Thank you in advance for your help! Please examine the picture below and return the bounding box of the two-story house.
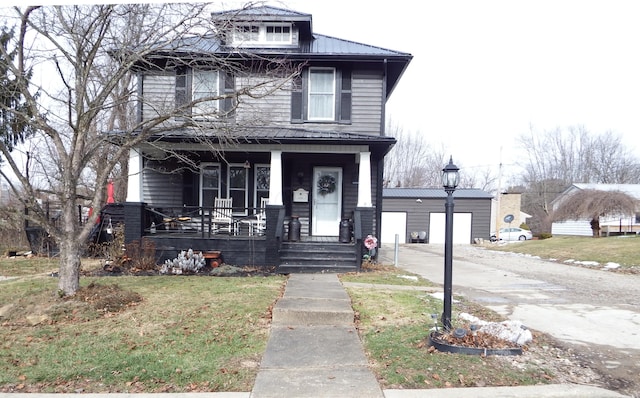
[121,5,412,272]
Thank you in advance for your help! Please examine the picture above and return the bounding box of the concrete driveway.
[379,243,640,396]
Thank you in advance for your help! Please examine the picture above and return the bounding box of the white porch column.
[126,148,142,202]
[269,150,283,205]
[357,151,372,207]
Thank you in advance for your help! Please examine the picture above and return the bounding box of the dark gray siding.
[141,66,383,135]
[382,197,491,243]
[142,160,185,207]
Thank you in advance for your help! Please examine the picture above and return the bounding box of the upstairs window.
[291,67,352,124]
[308,68,335,120]
[192,70,220,117]
[175,67,235,119]
[232,23,292,46]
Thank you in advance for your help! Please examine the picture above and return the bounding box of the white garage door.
[428,213,472,244]
[381,212,407,244]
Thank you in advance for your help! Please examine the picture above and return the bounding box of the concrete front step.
[272,297,355,325]
[278,241,358,273]
[272,273,355,325]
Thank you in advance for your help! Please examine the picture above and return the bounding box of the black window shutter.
[175,66,191,116]
[221,71,235,117]
[339,67,352,123]
[290,71,305,123]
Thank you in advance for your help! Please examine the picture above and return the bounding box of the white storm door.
[312,167,342,236]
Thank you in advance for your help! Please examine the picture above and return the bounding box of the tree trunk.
[590,218,601,238]
[58,237,82,295]
[57,200,83,296]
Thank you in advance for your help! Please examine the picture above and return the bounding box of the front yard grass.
[2,258,556,392]
[0,268,286,393]
[341,266,553,389]
[485,235,640,268]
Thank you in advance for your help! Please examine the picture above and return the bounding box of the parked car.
[490,227,533,242]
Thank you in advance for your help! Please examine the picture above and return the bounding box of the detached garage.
[382,188,493,244]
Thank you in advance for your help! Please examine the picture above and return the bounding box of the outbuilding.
[381,188,493,244]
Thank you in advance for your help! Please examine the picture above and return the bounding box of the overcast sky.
[278,0,640,177]
[5,0,640,181]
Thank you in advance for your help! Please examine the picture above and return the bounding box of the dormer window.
[232,23,292,46]
[234,25,259,42]
[266,25,291,42]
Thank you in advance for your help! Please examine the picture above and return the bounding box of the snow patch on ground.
[429,292,459,303]
[397,275,419,281]
[459,312,533,346]
[576,260,600,267]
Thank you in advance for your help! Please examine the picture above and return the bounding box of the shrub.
[160,249,205,274]
[123,237,157,271]
[537,233,553,240]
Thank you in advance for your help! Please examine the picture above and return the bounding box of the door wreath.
[317,175,336,195]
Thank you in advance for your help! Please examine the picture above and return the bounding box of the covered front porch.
[123,135,385,270]
[123,201,372,272]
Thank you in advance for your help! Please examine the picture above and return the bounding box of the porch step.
[278,241,358,273]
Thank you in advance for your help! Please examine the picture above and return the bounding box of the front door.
[312,167,342,236]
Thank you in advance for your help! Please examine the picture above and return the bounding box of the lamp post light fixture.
[441,156,460,331]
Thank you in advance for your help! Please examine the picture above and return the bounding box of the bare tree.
[552,189,638,237]
[384,122,449,188]
[0,4,297,295]
[517,125,640,233]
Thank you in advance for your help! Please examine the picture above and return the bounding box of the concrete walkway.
[250,273,383,397]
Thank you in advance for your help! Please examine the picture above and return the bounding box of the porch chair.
[239,197,269,236]
[212,197,234,234]
[254,197,269,235]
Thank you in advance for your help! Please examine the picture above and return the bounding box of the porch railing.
[143,205,266,238]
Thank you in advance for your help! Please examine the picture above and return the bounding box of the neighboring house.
[381,188,493,244]
[119,6,412,272]
[491,192,531,233]
[551,183,640,236]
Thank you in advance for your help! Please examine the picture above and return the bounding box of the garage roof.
[383,188,493,199]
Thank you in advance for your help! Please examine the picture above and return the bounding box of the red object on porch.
[203,251,222,268]
[107,180,115,204]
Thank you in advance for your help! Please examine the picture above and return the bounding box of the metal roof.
[552,183,640,205]
[212,5,311,19]
[137,126,396,153]
[166,32,410,59]
[144,5,412,97]
[383,188,494,199]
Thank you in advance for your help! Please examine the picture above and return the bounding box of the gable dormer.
[212,5,312,49]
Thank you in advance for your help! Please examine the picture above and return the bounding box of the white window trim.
[307,67,336,121]
[200,163,221,208]
[227,163,249,216]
